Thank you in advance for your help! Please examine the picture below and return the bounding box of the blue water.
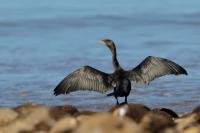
[0,0,200,113]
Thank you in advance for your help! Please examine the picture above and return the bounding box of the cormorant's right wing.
[54,66,113,95]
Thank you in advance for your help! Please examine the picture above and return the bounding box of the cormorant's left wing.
[125,56,187,84]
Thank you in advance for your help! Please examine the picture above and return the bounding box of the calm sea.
[0,0,200,113]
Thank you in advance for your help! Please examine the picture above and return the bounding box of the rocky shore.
[0,103,200,133]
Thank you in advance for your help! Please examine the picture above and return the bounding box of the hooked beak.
[97,40,106,45]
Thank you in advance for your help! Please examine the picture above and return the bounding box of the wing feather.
[126,56,187,84]
[54,66,113,95]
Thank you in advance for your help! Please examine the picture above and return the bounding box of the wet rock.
[49,105,78,120]
[0,108,18,126]
[140,112,175,133]
[73,112,143,133]
[161,108,178,118]
[111,103,150,123]
[152,108,178,118]
[50,116,78,133]
[0,106,54,133]
[151,108,174,121]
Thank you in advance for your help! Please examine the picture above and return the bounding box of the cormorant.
[54,39,187,105]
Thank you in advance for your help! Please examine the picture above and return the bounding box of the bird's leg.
[113,87,119,105]
[115,95,119,105]
[124,96,128,104]
[119,97,128,105]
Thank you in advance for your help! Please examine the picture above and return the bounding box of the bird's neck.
[111,45,121,70]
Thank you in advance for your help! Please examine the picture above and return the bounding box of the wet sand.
[0,103,200,133]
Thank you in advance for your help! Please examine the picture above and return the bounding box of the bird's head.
[98,39,116,51]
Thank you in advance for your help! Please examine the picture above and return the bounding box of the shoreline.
[0,103,200,133]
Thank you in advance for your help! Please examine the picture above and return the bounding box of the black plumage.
[54,39,187,104]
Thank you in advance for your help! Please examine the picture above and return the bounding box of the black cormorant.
[54,39,187,105]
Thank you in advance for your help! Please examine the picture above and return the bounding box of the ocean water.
[0,0,200,113]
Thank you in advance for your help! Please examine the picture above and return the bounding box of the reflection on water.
[0,0,200,113]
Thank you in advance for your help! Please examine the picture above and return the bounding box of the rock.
[163,128,177,133]
[4,103,200,133]
[74,112,143,133]
[182,126,200,133]
[140,112,175,133]
[74,111,96,117]
[49,105,78,120]
[14,103,47,118]
[33,121,51,132]
[50,116,78,133]
[74,111,96,124]
[193,105,200,115]
[0,106,54,133]
[152,108,178,119]
[175,113,200,132]
[19,121,51,133]
[160,108,178,118]
[109,104,122,112]
[193,105,200,113]
[76,115,91,124]
[151,108,174,121]
[111,103,150,123]
[0,108,18,126]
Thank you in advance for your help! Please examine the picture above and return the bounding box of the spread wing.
[126,56,188,84]
[54,66,113,95]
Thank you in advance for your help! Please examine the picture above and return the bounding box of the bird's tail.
[107,92,115,96]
